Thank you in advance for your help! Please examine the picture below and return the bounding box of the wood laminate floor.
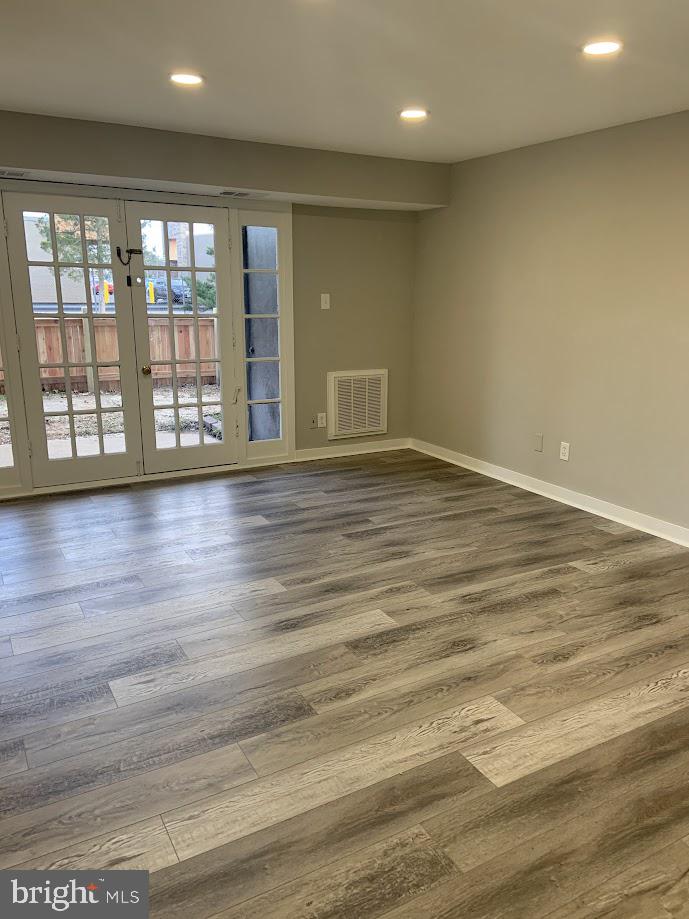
[1,450,689,917]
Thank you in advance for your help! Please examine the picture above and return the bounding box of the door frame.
[232,208,296,464]
[125,200,239,475]
[3,192,144,488]
[0,193,31,492]
[0,183,295,498]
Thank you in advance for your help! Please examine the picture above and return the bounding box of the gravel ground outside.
[0,396,10,442]
[0,385,222,443]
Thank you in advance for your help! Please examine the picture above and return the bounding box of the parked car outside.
[154,278,192,305]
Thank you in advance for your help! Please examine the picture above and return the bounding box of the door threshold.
[0,453,293,501]
[0,438,409,502]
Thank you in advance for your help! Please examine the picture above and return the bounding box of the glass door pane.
[242,225,282,442]
[126,204,237,474]
[4,194,141,487]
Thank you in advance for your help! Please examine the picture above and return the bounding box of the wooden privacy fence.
[31,318,218,389]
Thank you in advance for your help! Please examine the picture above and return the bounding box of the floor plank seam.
[4,451,689,915]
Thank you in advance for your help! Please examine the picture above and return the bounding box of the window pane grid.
[31,214,115,317]
[40,360,127,456]
[144,268,215,317]
[27,260,112,269]
[43,406,125,416]
[35,361,121,369]
[23,210,129,460]
[47,213,76,459]
[141,219,222,452]
[161,401,221,449]
[25,215,113,275]
[78,243,106,454]
[142,221,215,271]
[241,226,281,441]
[144,267,211,318]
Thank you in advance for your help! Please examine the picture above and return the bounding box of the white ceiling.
[1,0,688,164]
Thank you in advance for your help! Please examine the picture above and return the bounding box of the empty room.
[1,1,689,916]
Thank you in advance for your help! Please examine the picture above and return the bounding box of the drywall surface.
[0,110,449,209]
[293,206,415,449]
[411,110,689,527]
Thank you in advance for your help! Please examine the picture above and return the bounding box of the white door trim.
[3,192,143,487]
[0,193,31,491]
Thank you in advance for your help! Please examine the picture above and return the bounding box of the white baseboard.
[295,438,411,461]
[410,437,689,549]
[5,432,686,553]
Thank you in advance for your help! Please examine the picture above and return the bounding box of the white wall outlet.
[320,293,331,310]
[317,412,327,428]
[559,441,570,461]
[534,433,544,453]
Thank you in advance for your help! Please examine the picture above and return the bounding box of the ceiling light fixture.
[399,108,429,122]
[582,40,622,56]
[170,72,204,86]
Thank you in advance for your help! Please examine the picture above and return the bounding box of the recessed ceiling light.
[170,72,204,86]
[400,108,429,122]
[582,40,622,57]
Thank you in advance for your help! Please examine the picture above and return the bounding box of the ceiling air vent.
[327,370,388,440]
[220,189,269,200]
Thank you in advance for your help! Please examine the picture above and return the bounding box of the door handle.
[141,365,152,376]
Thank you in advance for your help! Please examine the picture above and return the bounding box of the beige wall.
[0,110,449,210]
[293,206,415,449]
[411,110,689,527]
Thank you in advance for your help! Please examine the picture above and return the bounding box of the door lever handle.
[232,386,241,404]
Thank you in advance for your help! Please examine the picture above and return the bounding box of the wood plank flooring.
[1,449,689,917]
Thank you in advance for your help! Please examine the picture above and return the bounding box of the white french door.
[3,194,238,487]
[125,203,237,474]
[4,193,142,487]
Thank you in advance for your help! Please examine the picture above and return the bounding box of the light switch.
[320,293,330,310]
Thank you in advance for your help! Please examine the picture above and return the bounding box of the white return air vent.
[327,370,388,440]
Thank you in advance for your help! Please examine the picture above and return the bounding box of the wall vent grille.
[220,189,268,199]
[327,370,388,439]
